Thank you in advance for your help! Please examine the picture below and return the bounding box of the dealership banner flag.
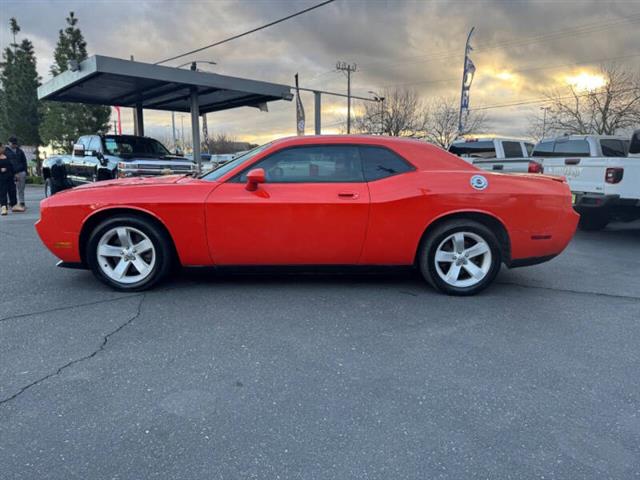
[295,73,305,136]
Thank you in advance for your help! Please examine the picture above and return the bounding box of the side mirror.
[245,168,266,191]
[72,143,85,157]
[630,129,640,154]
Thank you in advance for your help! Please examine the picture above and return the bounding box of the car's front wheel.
[44,178,53,197]
[86,215,174,291]
[419,220,502,296]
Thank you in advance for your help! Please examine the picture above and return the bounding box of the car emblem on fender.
[470,175,488,190]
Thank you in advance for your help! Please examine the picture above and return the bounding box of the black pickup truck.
[42,134,196,196]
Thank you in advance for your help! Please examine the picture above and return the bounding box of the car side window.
[359,146,414,181]
[235,145,364,183]
[503,141,524,158]
[88,136,101,153]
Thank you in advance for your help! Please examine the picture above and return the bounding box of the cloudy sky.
[1,0,639,145]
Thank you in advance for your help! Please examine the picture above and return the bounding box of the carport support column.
[134,103,144,136]
[190,87,202,174]
[314,91,321,135]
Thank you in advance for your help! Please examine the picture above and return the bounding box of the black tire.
[44,178,53,197]
[86,215,174,291]
[418,219,502,296]
[578,212,609,231]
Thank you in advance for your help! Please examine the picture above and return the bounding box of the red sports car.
[36,135,579,295]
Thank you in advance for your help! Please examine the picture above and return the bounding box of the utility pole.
[540,106,550,139]
[336,61,357,134]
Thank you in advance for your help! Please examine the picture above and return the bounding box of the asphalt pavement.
[1,186,639,479]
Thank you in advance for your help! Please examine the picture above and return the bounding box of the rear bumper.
[573,193,640,210]
[509,206,579,266]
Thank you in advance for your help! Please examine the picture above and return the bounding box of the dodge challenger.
[35,135,579,295]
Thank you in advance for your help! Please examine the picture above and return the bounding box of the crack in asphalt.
[0,293,145,323]
[496,280,640,301]
[0,294,146,407]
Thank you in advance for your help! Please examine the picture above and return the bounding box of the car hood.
[116,156,194,163]
[74,175,188,190]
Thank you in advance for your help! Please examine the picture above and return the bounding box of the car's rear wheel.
[419,220,502,296]
[86,215,173,291]
[578,211,610,231]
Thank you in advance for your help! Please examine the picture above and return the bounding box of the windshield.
[104,136,171,157]
[201,143,272,181]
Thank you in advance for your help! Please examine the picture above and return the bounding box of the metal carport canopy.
[37,55,294,172]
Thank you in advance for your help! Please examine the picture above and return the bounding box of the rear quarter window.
[359,146,414,181]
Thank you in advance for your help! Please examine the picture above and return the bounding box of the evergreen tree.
[0,18,41,145]
[40,12,110,153]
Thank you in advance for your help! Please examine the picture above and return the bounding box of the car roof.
[452,137,530,144]
[254,135,474,172]
[540,134,628,142]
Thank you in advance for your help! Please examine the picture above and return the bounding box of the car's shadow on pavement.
[168,266,430,292]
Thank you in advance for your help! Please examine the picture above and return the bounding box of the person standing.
[0,146,18,216]
[5,136,27,212]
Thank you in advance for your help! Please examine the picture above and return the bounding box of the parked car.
[42,134,197,196]
[534,134,636,230]
[448,137,542,173]
[35,135,578,296]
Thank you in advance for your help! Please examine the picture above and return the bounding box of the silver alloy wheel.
[96,226,156,284]
[434,231,492,288]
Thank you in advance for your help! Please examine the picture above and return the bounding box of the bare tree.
[353,88,428,137]
[423,97,489,149]
[539,64,640,136]
[207,133,257,154]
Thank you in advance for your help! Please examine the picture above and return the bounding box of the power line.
[472,86,639,112]
[381,52,640,89]
[358,13,640,72]
[155,0,335,65]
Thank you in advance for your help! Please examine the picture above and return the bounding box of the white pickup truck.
[448,138,543,173]
[540,133,638,230]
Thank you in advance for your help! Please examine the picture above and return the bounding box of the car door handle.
[338,192,359,199]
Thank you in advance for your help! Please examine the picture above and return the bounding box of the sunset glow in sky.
[1,0,638,145]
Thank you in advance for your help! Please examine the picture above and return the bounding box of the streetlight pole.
[171,111,177,152]
[337,61,357,134]
[180,115,185,151]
